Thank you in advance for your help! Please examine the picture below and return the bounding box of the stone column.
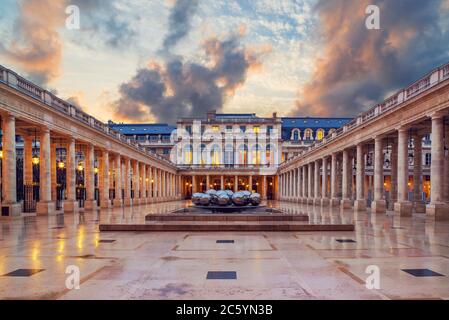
[234,175,238,192]
[354,143,366,211]
[220,175,224,190]
[413,133,425,213]
[1,115,21,216]
[157,169,162,201]
[307,163,313,203]
[84,144,97,210]
[321,157,329,206]
[394,127,412,216]
[341,149,352,208]
[63,137,78,212]
[390,139,398,210]
[300,166,305,203]
[426,115,449,219]
[113,154,123,207]
[50,143,57,201]
[36,127,55,214]
[262,175,267,200]
[330,153,339,206]
[23,136,33,185]
[134,161,140,204]
[206,175,210,190]
[141,163,147,204]
[100,150,111,208]
[249,175,253,192]
[297,168,301,202]
[371,136,386,213]
[123,158,131,206]
[314,160,321,205]
[192,175,197,193]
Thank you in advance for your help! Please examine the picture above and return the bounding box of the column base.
[371,200,386,214]
[63,200,79,213]
[426,202,449,220]
[84,200,98,211]
[307,198,314,204]
[113,199,123,207]
[354,199,366,211]
[124,198,133,206]
[313,198,321,205]
[133,199,141,205]
[394,201,413,216]
[330,198,340,207]
[1,203,22,217]
[320,198,329,206]
[36,201,56,215]
[101,199,112,209]
[340,198,352,209]
[414,202,426,213]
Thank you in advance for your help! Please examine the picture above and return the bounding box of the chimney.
[207,109,216,120]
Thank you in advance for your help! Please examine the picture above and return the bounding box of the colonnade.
[0,114,181,216]
[279,115,449,219]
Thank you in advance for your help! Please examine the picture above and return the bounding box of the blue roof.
[215,113,257,119]
[109,123,176,135]
[280,117,352,129]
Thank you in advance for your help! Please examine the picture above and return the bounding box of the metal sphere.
[199,193,211,206]
[217,193,230,206]
[206,189,217,196]
[225,190,234,197]
[249,193,261,206]
[232,192,247,206]
[192,193,204,205]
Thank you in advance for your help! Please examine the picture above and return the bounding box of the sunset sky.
[1,0,448,123]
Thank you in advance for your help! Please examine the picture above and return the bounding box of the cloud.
[69,0,138,49]
[161,0,199,54]
[291,0,449,117]
[0,0,66,84]
[113,32,268,123]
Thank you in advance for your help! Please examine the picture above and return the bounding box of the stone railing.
[279,61,449,169]
[0,65,176,169]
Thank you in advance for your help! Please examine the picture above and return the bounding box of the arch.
[290,128,301,141]
[183,144,193,165]
[316,128,325,140]
[224,144,234,166]
[266,144,274,166]
[251,144,261,165]
[210,144,221,166]
[304,128,313,140]
[198,143,206,165]
[237,144,248,165]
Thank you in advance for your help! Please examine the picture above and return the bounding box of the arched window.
[252,144,261,165]
[184,144,193,165]
[199,144,206,165]
[316,129,324,140]
[224,144,234,166]
[210,144,221,166]
[238,144,248,165]
[266,144,272,166]
[304,129,312,140]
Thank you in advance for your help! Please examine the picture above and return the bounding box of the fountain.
[190,189,266,213]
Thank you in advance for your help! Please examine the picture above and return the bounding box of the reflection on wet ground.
[0,200,448,299]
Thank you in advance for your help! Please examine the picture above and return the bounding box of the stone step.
[100,222,355,232]
[145,214,309,222]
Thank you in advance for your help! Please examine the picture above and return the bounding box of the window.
[137,135,147,141]
[199,144,206,165]
[304,129,312,140]
[161,135,170,142]
[224,144,234,166]
[184,144,193,164]
[226,125,233,132]
[266,144,272,165]
[212,125,219,132]
[163,148,169,155]
[211,145,221,165]
[240,125,246,133]
[267,126,273,134]
[316,129,324,140]
[149,135,158,141]
[253,126,260,134]
[238,144,248,165]
[201,125,205,135]
[252,144,261,165]
[425,153,431,166]
[185,125,192,135]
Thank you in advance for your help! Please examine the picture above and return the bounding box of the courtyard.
[0,201,448,300]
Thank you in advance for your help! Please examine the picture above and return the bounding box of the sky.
[0,0,448,124]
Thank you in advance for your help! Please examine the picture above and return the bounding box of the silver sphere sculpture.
[249,193,261,206]
[199,193,211,206]
[192,193,203,205]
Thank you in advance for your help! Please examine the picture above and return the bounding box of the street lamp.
[77,162,84,172]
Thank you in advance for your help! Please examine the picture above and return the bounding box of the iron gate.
[23,184,36,212]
